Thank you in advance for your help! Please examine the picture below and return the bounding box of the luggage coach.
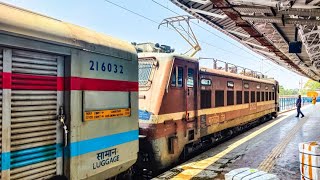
[0,3,138,180]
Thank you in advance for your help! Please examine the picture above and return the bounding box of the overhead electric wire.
[151,0,280,69]
[104,0,263,66]
[151,0,261,58]
[104,0,159,24]
[104,0,288,70]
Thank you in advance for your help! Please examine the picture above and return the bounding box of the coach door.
[1,48,64,179]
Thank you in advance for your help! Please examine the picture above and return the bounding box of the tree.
[279,85,299,96]
[304,80,320,91]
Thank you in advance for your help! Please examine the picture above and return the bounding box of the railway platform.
[154,104,320,180]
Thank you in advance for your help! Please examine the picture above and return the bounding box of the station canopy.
[171,0,320,81]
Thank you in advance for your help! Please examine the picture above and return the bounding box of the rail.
[199,57,268,80]
[279,96,312,112]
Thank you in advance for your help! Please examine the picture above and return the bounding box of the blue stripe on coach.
[0,130,138,170]
[1,144,63,170]
[69,129,138,157]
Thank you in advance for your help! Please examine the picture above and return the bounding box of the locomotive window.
[244,91,249,104]
[266,91,269,101]
[171,66,184,87]
[227,91,234,105]
[171,67,176,86]
[244,83,249,89]
[215,90,224,107]
[269,92,272,100]
[139,63,152,85]
[187,68,194,87]
[227,81,234,88]
[272,92,275,100]
[201,78,211,86]
[236,91,242,104]
[256,84,261,89]
[201,90,212,109]
[139,58,157,87]
[257,91,261,102]
[178,67,183,87]
[251,91,256,103]
[261,92,265,101]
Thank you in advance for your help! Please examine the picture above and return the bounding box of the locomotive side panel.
[200,73,276,137]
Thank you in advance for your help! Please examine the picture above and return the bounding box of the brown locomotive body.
[137,53,279,174]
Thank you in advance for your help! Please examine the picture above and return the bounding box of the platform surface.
[154,104,320,180]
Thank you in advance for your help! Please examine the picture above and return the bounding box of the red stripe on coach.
[67,77,138,91]
[0,73,137,91]
[2,72,11,89]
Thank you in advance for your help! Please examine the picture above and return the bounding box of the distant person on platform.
[312,95,317,105]
[296,95,304,118]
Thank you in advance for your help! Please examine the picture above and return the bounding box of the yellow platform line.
[171,111,297,180]
[258,115,309,172]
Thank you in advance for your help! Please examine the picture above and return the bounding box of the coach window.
[215,90,224,107]
[251,91,255,103]
[227,91,234,105]
[187,68,194,87]
[244,91,249,104]
[261,92,265,101]
[266,91,269,101]
[236,91,242,104]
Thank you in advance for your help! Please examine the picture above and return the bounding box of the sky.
[2,0,310,89]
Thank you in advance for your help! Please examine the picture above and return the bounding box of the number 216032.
[89,60,123,74]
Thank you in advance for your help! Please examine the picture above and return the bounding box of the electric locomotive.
[137,43,279,174]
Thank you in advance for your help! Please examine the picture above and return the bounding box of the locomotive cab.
[138,53,200,173]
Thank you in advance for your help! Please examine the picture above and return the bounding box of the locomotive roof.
[0,2,136,60]
[200,67,277,85]
[138,52,198,62]
[139,53,276,84]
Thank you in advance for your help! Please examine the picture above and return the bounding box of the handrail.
[199,57,268,80]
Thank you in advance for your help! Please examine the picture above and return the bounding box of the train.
[136,43,280,175]
[0,2,281,180]
[0,3,138,180]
